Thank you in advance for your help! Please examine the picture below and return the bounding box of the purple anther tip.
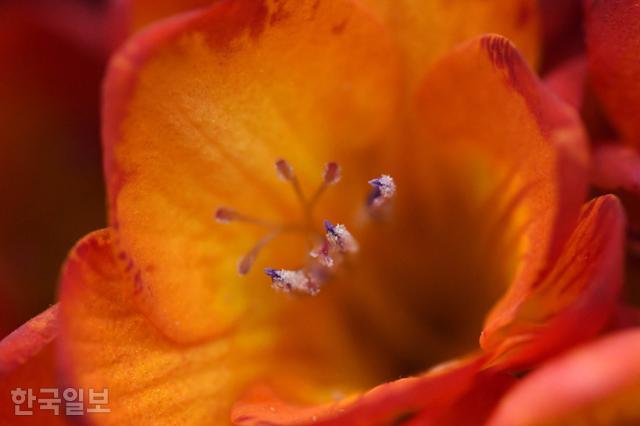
[368,178,382,187]
[264,268,279,279]
[323,220,335,232]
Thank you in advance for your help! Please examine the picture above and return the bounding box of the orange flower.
[0,0,634,424]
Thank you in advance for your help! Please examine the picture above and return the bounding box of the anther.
[323,162,341,185]
[323,220,359,254]
[367,174,396,209]
[264,268,319,295]
[275,158,307,208]
[214,206,277,228]
[310,239,334,268]
[214,207,238,223]
[307,161,341,209]
[275,158,295,181]
[216,159,391,297]
[309,161,341,208]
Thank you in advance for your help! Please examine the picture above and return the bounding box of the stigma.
[215,159,395,296]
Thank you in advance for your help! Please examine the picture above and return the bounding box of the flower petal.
[485,195,626,369]
[591,143,640,195]
[57,229,281,424]
[0,305,64,425]
[488,328,640,426]
[544,55,587,110]
[231,355,511,425]
[102,0,400,342]
[362,0,540,89]
[0,304,57,377]
[592,143,640,194]
[418,34,588,267]
[613,305,640,329]
[591,143,640,254]
[586,0,640,146]
[413,34,589,365]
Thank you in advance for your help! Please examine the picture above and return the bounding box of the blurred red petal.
[544,55,587,110]
[592,143,640,194]
[586,0,640,147]
[592,143,640,239]
[489,328,640,425]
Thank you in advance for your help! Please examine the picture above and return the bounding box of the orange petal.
[102,0,400,343]
[231,355,512,425]
[0,305,65,425]
[484,195,626,370]
[98,4,438,412]
[414,34,589,365]
[362,0,540,90]
[57,229,286,424]
[586,0,640,147]
[417,34,588,280]
[488,328,640,426]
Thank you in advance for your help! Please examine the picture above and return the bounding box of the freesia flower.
[1,0,637,425]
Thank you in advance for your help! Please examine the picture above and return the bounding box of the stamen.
[275,158,307,208]
[214,207,278,228]
[367,174,396,209]
[216,159,392,297]
[275,158,295,181]
[309,161,341,208]
[214,207,238,223]
[237,230,280,275]
[324,220,359,254]
[323,162,341,185]
[264,268,319,295]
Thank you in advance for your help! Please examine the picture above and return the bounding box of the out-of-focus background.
[0,0,109,336]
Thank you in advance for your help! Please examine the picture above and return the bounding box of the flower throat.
[215,159,395,295]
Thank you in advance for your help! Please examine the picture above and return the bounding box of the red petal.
[586,0,640,146]
[489,328,640,425]
[232,355,495,425]
[544,55,587,110]
[0,305,64,425]
[483,195,626,370]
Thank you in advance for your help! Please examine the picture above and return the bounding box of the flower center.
[215,159,510,399]
[215,159,395,295]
